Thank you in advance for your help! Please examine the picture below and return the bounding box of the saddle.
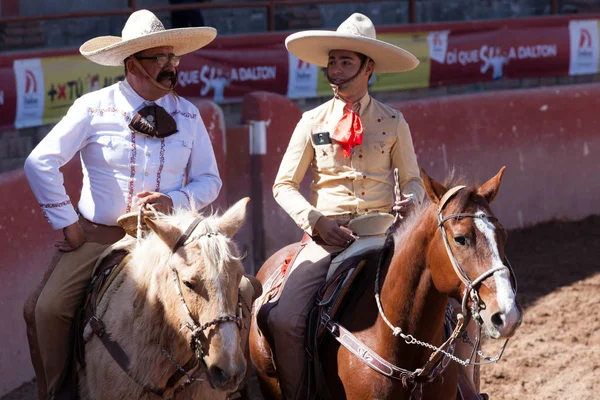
[254,214,394,397]
[75,236,136,369]
[55,236,135,400]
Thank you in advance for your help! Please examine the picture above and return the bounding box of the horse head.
[142,197,250,392]
[422,167,522,340]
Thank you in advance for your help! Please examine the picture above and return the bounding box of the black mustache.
[157,71,177,83]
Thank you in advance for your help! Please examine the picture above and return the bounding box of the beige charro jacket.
[273,94,425,236]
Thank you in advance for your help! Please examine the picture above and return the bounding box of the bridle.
[108,212,244,397]
[436,186,517,325]
[361,182,518,397]
[161,215,244,392]
[435,185,518,365]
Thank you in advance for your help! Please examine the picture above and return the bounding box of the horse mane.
[392,171,477,245]
[130,205,242,285]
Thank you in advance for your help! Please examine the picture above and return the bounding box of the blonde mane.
[129,207,242,284]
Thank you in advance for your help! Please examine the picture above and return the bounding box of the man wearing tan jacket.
[269,13,425,399]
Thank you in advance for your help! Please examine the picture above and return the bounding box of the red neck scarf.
[331,103,363,157]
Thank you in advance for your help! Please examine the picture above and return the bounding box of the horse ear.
[421,168,447,204]
[218,197,250,238]
[144,216,184,251]
[477,166,506,204]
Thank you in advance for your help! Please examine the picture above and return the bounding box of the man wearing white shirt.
[23,10,225,399]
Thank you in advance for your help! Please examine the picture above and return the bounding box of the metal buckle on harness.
[90,316,105,337]
[322,314,339,335]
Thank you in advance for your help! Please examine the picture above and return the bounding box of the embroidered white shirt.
[24,79,222,230]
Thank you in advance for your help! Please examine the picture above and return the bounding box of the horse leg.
[249,316,282,400]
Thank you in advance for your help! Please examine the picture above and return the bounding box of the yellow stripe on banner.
[315,32,430,97]
[370,33,430,93]
[41,55,124,125]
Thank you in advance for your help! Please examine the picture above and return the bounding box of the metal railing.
[0,0,562,31]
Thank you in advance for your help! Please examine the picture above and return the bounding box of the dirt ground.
[3,216,599,400]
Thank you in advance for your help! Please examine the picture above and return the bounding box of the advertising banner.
[41,55,124,125]
[14,58,44,129]
[429,26,570,86]
[369,32,430,93]
[568,19,600,75]
[175,46,288,103]
[287,53,319,99]
[0,61,17,131]
[3,15,600,132]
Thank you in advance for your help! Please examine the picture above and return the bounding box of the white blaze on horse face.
[213,272,244,368]
[474,211,519,330]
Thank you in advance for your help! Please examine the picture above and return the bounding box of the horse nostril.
[491,312,505,328]
[209,365,230,386]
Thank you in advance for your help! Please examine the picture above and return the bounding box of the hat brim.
[116,212,141,237]
[285,31,419,73]
[80,27,217,66]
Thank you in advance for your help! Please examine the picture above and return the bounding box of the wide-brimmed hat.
[80,9,217,67]
[285,13,418,73]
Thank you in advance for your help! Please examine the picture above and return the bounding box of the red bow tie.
[331,104,363,157]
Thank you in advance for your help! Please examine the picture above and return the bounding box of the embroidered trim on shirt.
[178,189,191,205]
[155,138,166,192]
[88,107,131,122]
[39,200,72,209]
[170,110,197,119]
[125,131,137,213]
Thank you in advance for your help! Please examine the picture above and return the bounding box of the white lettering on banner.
[179,64,277,102]
[239,66,276,81]
[428,31,450,64]
[517,45,557,59]
[14,59,44,129]
[178,70,200,87]
[445,42,559,80]
[0,90,3,105]
[287,53,318,99]
[569,20,599,76]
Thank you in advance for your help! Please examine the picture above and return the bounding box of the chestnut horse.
[78,198,251,399]
[249,168,522,399]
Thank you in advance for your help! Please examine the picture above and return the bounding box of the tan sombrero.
[80,9,217,67]
[285,13,418,74]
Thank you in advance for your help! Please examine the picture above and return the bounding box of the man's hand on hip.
[56,222,86,252]
[136,191,174,214]
[314,216,355,247]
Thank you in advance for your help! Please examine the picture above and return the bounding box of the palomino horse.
[78,198,251,399]
[249,168,522,399]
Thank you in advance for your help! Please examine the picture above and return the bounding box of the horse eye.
[183,281,194,289]
[454,235,467,246]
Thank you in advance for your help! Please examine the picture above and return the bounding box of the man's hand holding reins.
[315,216,356,247]
[394,197,416,218]
[136,191,174,214]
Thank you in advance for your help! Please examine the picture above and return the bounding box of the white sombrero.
[285,13,418,73]
[80,9,217,67]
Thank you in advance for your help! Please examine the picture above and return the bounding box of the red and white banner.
[0,59,17,131]
[175,41,288,102]
[1,15,599,131]
[429,25,570,85]
[569,20,600,75]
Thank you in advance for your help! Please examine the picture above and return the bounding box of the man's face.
[327,50,363,85]
[136,46,178,87]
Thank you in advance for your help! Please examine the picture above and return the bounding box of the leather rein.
[324,184,518,397]
[88,215,243,398]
